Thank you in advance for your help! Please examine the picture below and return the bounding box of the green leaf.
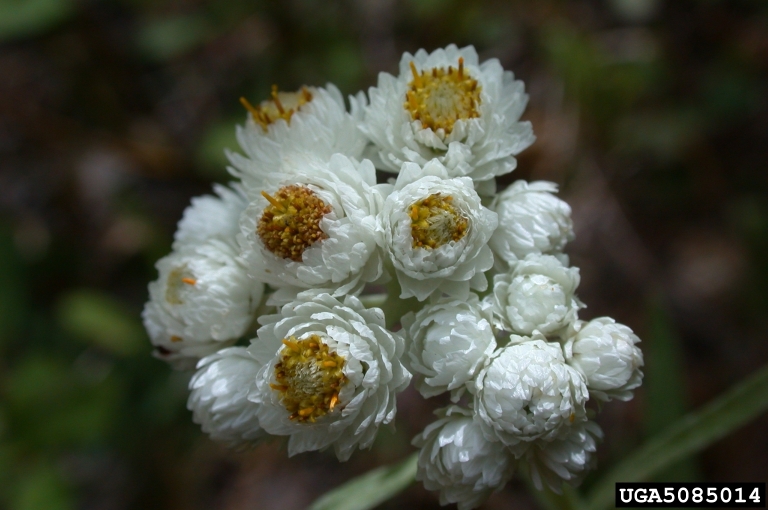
[56,289,146,357]
[308,453,418,510]
[643,300,700,481]
[586,363,768,510]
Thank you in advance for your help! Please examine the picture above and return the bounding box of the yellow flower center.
[404,57,481,135]
[165,265,197,305]
[271,335,347,423]
[257,185,332,262]
[240,85,313,132]
[410,193,468,249]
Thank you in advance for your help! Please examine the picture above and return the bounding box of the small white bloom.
[402,293,496,400]
[248,293,411,461]
[413,406,514,510]
[472,338,588,448]
[188,347,266,448]
[173,183,248,251]
[488,254,582,336]
[359,44,534,194]
[143,240,263,370]
[564,318,644,402]
[227,84,367,195]
[523,420,603,493]
[377,159,498,301]
[239,154,387,304]
[489,180,574,267]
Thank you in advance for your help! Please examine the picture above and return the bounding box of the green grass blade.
[586,364,768,510]
[308,453,418,510]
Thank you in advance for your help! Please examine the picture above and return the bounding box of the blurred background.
[1,0,767,508]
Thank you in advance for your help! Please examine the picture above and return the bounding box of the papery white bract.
[377,159,498,301]
[143,240,263,370]
[173,183,248,251]
[359,44,534,195]
[413,406,514,510]
[228,84,368,196]
[248,293,411,461]
[188,347,266,448]
[564,317,644,402]
[238,153,387,304]
[488,180,574,267]
[488,254,582,336]
[522,420,603,493]
[402,293,496,400]
[471,338,588,449]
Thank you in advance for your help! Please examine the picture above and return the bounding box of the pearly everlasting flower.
[488,180,574,267]
[377,159,498,301]
[173,183,248,251]
[359,44,534,195]
[188,347,266,448]
[488,254,582,336]
[523,420,603,493]
[143,240,264,370]
[564,318,644,402]
[227,84,367,195]
[238,154,387,304]
[472,338,588,449]
[402,293,496,400]
[248,293,411,461]
[413,406,514,510]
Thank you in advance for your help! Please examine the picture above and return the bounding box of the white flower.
[488,254,582,336]
[142,240,263,370]
[413,406,514,510]
[564,318,644,402]
[488,180,574,267]
[359,44,534,194]
[227,84,367,195]
[173,183,248,251]
[402,293,496,400]
[377,159,498,301]
[471,338,588,449]
[523,420,603,493]
[188,347,266,448]
[248,293,411,461]
[238,154,387,304]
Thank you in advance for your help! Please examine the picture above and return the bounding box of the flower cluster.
[143,44,643,509]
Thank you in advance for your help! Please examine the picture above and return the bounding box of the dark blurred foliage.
[0,0,767,508]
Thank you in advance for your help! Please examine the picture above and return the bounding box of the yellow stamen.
[257,184,331,262]
[410,193,468,249]
[271,335,347,423]
[404,57,481,135]
[241,85,314,132]
[170,335,182,343]
[261,190,286,211]
[181,277,196,285]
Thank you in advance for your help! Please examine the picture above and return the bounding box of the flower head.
[239,154,386,304]
[523,420,603,493]
[489,180,574,267]
[188,347,266,448]
[359,44,534,194]
[488,254,582,336]
[564,318,644,402]
[402,293,496,400]
[248,293,411,461]
[414,406,514,510]
[228,84,368,195]
[377,159,497,301]
[472,338,588,449]
[143,240,263,370]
